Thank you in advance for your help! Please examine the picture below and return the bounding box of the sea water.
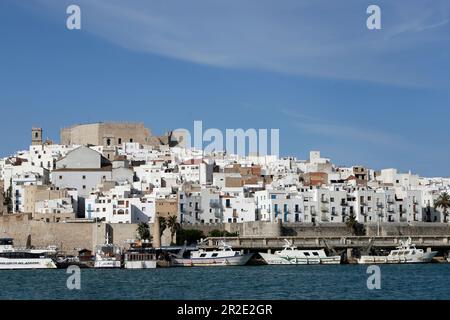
[1,264,450,300]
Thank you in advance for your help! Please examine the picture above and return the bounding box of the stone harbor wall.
[365,222,450,237]
[0,214,142,255]
[1,214,450,256]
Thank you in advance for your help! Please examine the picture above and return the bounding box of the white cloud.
[29,0,450,87]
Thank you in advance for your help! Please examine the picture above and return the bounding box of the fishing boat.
[171,241,253,267]
[0,238,57,270]
[259,239,341,265]
[358,237,437,264]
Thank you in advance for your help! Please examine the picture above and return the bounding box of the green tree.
[208,229,239,237]
[166,215,181,245]
[176,229,205,246]
[4,181,12,213]
[159,216,167,235]
[346,213,365,236]
[137,222,151,241]
[435,192,450,223]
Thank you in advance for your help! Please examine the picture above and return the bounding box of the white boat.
[0,238,57,270]
[124,252,157,269]
[94,243,122,269]
[171,242,253,267]
[358,238,437,264]
[259,239,341,265]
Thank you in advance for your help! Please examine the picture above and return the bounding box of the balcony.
[387,199,395,204]
[321,215,329,222]
[340,202,348,207]
[400,217,408,223]
[376,203,384,208]
[387,208,395,213]
[321,207,329,213]
[321,198,329,204]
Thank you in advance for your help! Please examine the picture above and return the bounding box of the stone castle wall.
[60,122,152,147]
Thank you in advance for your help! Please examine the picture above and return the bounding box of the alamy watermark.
[66,4,81,30]
[66,265,81,290]
[366,265,381,290]
[367,5,382,30]
[172,121,280,158]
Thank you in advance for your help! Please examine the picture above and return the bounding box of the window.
[107,138,111,146]
[82,175,86,180]
[330,197,335,203]
[59,176,63,180]
[200,253,207,258]
[82,185,86,190]
[211,253,219,258]
[130,139,133,143]
[118,138,122,145]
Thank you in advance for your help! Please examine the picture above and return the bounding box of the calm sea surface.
[1,265,450,300]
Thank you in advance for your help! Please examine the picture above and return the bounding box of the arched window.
[107,138,111,146]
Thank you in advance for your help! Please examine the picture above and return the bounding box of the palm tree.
[166,215,181,245]
[346,213,357,234]
[159,216,167,235]
[435,192,450,223]
[137,222,150,240]
[346,213,364,236]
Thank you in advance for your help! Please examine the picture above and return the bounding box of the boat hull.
[172,253,253,267]
[259,253,341,265]
[358,251,437,264]
[124,260,157,269]
[94,260,121,268]
[0,258,57,270]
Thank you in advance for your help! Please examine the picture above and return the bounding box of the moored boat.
[0,238,57,270]
[171,242,253,267]
[94,243,121,269]
[259,239,341,265]
[358,238,437,264]
[123,240,157,269]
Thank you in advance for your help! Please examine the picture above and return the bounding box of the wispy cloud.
[281,109,412,149]
[26,0,450,87]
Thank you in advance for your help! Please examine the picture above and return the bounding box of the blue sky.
[0,0,449,176]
